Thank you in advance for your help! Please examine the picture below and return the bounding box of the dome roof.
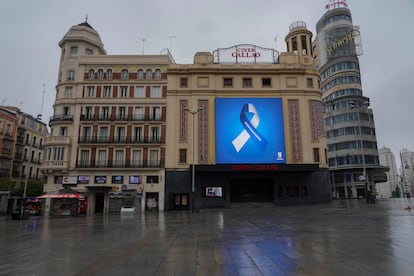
[58,20,106,54]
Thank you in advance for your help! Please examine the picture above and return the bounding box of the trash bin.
[11,209,29,220]
[12,209,21,220]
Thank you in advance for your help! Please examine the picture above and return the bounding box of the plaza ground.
[1,198,414,275]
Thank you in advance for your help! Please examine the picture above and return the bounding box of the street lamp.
[350,100,369,202]
[184,107,204,212]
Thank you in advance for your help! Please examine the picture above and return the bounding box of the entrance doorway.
[230,178,273,202]
[95,192,104,214]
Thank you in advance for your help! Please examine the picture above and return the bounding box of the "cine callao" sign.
[213,44,279,64]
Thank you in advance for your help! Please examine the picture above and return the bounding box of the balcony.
[80,114,94,121]
[45,136,71,146]
[76,160,162,169]
[77,136,163,144]
[41,160,69,171]
[49,115,73,125]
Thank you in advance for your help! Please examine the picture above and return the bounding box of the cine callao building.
[165,21,331,210]
[313,1,388,199]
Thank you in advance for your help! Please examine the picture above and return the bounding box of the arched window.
[67,70,75,81]
[137,69,144,79]
[146,69,153,80]
[97,69,104,80]
[88,69,95,80]
[85,48,93,55]
[154,69,162,80]
[106,69,113,80]
[121,69,129,80]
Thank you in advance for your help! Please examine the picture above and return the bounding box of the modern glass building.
[313,1,387,199]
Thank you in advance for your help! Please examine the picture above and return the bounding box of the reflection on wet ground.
[1,199,414,275]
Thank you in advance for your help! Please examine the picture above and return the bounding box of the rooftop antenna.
[274,35,278,49]
[85,13,88,22]
[168,36,176,52]
[142,38,146,54]
[2,97,6,105]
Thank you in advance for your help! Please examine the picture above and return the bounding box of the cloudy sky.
[1,0,413,162]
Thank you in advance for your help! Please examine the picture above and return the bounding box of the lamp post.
[20,168,29,219]
[184,107,204,212]
[351,101,369,202]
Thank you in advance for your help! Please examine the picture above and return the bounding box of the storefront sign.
[231,165,279,171]
[327,30,359,54]
[62,176,77,185]
[78,175,90,184]
[213,44,278,64]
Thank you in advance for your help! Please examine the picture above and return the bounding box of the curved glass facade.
[315,7,385,199]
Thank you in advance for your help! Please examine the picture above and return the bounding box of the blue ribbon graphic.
[232,103,268,152]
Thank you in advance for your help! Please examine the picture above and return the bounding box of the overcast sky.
[1,0,413,163]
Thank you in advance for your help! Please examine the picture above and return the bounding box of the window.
[146,69,153,80]
[133,106,144,120]
[103,86,111,97]
[85,48,93,55]
[63,106,70,116]
[313,148,320,162]
[133,127,143,142]
[70,46,78,57]
[137,69,144,79]
[84,106,93,119]
[152,107,161,120]
[132,150,142,166]
[120,86,128,97]
[149,150,159,166]
[118,106,126,120]
[150,127,160,142]
[59,127,68,136]
[115,127,125,142]
[97,69,104,80]
[262,78,271,87]
[135,86,145,97]
[99,127,108,142]
[154,69,162,80]
[151,86,161,98]
[223,78,233,87]
[242,77,252,87]
[80,150,89,166]
[147,175,159,183]
[307,78,314,88]
[87,86,95,97]
[97,150,106,167]
[65,87,72,98]
[82,126,91,139]
[179,149,187,163]
[101,106,110,120]
[121,69,129,80]
[180,78,188,87]
[67,70,75,81]
[115,150,124,167]
[106,69,113,80]
[292,37,298,54]
[88,69,95,80]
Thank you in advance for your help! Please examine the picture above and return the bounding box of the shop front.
[37,192,85,217]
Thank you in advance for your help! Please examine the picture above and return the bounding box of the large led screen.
[215,98,286,164]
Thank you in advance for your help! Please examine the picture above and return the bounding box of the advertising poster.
[215,98,286,164]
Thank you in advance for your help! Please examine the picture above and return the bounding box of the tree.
[12,178,44,197]
[391,186,401,198]
[0,177,14,191]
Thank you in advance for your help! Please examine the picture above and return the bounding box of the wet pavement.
[1,199,414,276]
